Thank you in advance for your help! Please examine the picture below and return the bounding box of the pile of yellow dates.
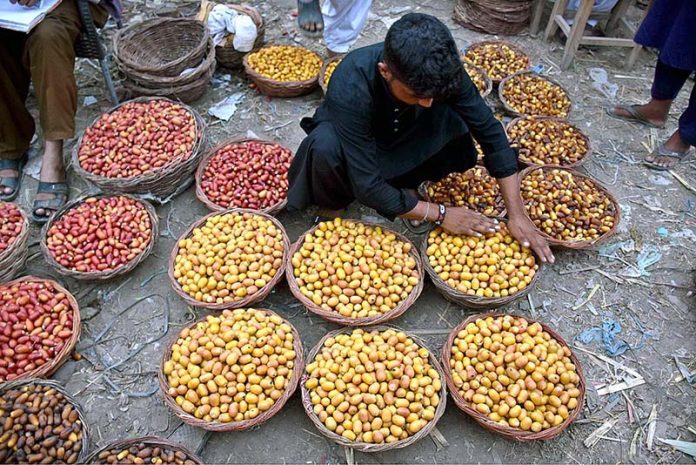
[305,328,442,443]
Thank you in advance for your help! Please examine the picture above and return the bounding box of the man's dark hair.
[384,13,463,100]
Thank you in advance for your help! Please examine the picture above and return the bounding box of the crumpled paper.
[208,92,245,121]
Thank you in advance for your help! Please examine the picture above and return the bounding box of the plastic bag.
[232,14,257,52]
[208,4,238,46]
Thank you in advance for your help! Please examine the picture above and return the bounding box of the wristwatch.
[435,203,446,226]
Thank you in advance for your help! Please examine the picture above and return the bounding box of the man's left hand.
[508,215,555,264]
[16,0,40,7]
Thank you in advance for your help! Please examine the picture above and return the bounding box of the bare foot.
[0,167,19,196]
[297,0,323,35]
[34,140,66,218]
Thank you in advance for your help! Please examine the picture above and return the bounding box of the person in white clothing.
[297,0,372,55]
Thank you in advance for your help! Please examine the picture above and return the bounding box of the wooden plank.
[606,0,634,33]
[543,0,569,40]
[557,15,571,36]
[530,0,546,37]
[578,36,638,47]
[560,0,594,70]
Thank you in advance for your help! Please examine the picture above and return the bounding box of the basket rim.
[0,202,29,264]
[418,166,506,217]
[461,60,493,98]
[157,307,305,432]
[518,166,621,249]
[441,312,586,441]
[71,96,206,187]
[300,324,448,452]
[84,435,204,464]
[194,137,293,215]
[319,55,343,95]
[113,18,209,74]
[0,276,81,383]
[505,116,592,169]
[285,219,424,326]
[242,44,321,96]
[0,378,91,461]
[40,194,159,281]
[419,223,544,307]
[498,71,572,118]
[167,208,289,310]
[463,40,531,84]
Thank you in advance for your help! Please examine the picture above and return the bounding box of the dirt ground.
[11,0,696,463]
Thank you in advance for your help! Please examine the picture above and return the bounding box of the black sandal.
[644,142,693,171]
[297,0,324,37]
[32,181,68,224]
[0,155,28,202]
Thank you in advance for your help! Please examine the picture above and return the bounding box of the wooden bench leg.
[606,0,634,34]
[626,43,642,69]
[543,0,570,41]
[560,0,594,70]
[530,0,546,37]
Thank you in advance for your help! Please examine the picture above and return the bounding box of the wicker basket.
[0,203,29,283]
[158,308,304,432]
[0,378,91,461]
[195,138,292,216]
[301,325,447,452]
[417,167,505,218]
[463,41,531,84]
[506,116,592,168]
[216,4,265,69]
[462,61,493,98]
[71,97,207,202]
[420,228,543,310]
[39,194,158,281]
[286,221,424,326]
[519,166,621,249]
[499,71,572,118]
[168,209,289,310]
[454,0,533,36]
[118,36,216,90]
[319,55,342,95]
[85,436,203,464]
[0,276,81,382]
[243,45,321,98]
[442,313,586,441]
[113,18,209,77]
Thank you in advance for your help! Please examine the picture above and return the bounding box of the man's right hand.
[12,0,40,7]
[441,206,500,236]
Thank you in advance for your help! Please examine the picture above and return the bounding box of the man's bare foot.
[297,0,323,36]
[0,165,20,196]
[34,140,66,218]
[644,130,692,170]
[609,100,671,128]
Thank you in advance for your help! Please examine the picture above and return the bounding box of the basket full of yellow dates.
[301,326,447,452]
[159,308,304,431]
[168,209,289,310]
[243,44,323,97]
[443,314,585,441]
[287,219,424,326]
[421,224,542,309]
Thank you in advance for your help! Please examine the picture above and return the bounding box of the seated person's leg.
[0,31,34,200]
[288,122,354,216]
[23,0,83,220]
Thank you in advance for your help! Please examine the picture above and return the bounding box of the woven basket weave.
[463,61,493,98]
[0,276,81,383]
[72,97,207,202]
[0,203,29,283]
[506,116,592,168]
[168,209,289,310]
[454,0,533,36]
[86,436,203,464]
[519,166,621,249]
[300,325,447,452]
[113,18,209,77]
[216,4,266,69]
[40,194,159,281]
[286,221,424,326]
[243,45,321,97]
[420,228,543,310]
[195,138,292,216]
[158,308,304,432]
[442,313,586,441]
[499,71,572,118]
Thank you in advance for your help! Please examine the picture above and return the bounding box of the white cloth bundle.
[207,4,257,51]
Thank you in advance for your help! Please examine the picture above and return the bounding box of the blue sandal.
[32,181,68,223]
[0,155,28,202]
